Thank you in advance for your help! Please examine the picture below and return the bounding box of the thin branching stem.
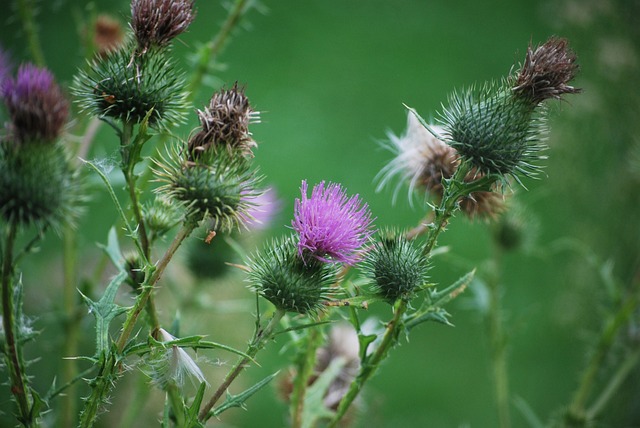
[198,308,286,422]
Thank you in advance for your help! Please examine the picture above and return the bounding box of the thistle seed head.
[131,0,195,53]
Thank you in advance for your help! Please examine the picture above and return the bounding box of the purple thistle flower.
[292,180,375,265]
[3,64,69,143]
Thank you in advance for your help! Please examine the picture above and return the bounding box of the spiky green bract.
[154,143,261,232]
[72,42,187,129]
[248,235,338,315]
[143,196,181,241]
[362,230,430,304]
[439,81,548,180]
[0,140,82,231]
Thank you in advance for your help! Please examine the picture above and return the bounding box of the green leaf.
[430,269,475,307]
[185,382,207,427]
[301,357,347,428]
[405,307,453,331]
[212,371,279,417]
[98,227,125,271]
[79,270,129,357]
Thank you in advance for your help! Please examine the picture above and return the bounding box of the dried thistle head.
[131,0,195,53]
[188,83,260,157]
[513,37,581,105]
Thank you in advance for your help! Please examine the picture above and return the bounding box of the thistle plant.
[5,0,637,426]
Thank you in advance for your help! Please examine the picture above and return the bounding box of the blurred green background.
[1,0,639,427]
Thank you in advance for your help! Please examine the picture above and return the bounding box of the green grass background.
[1,0,639,426]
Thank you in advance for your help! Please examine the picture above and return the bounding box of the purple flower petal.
[292,180,375,265]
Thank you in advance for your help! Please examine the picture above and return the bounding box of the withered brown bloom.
[188,83,260,157]
[513,37,581,104]
[130,0,195,53]
[94,15,124,57]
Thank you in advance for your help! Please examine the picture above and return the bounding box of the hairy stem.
[290,327,324,428]
[1,223,34,426]
[198,308,286,422]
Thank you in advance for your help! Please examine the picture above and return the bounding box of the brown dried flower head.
[131,0,195,53]
[188,83,260,157]
[513,37,581,105]
[379,112,505,220]
[94,15,124,57]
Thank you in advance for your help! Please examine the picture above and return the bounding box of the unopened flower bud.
[143,196,181,241]
[124,252,145,290]
[154,143,261,231]
[363,230,429,303]
[248,235,337,315]
[131,0,195,53]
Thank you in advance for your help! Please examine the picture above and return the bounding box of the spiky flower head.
[73,42,187,129]
[513,37,580,105]
[131,0,195,54]
[362,230,430,303]
[2,64,69,143]
[154,142,261,231]
[248,235,338,315]
[188,83,260,157]
[438,37,580,180]
[0,141,81,231]
[292,180,375,265]
[379,112,506,220]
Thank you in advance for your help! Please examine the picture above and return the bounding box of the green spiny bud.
[124,252,145,291]
[73,41,187,129]
[363,230,430,304]
[153,142,261,231]
[248,235,338,315]
[440,83,546,179]
[0,141,81,231]
[143,196,181,241]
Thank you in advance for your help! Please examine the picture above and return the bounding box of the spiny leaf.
[212,371,279,417]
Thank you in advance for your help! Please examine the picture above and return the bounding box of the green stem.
[567,290,639,420]
[329,299,407,427]
[61,225,80,428]
[187,0,249,98]
[487,247,511,428]
[117,221,197,352]
[198,308,286,422]
[290,327,324,428]
[79,221,197,428]
[586,346,640,420]
[1,223,34,426]
[167,385,186,427]
[16,0,46,66]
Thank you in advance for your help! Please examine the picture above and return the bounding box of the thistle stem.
[79,222,197,427]
[187,0,249,98]
[1,223,34,426]
[329,299,407,427]
[290,327,324,428]
[16,0,46,66]
[486,247,511,428]
[198,308,286,422]
[61,224,80,427]
[567,289,639,421]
